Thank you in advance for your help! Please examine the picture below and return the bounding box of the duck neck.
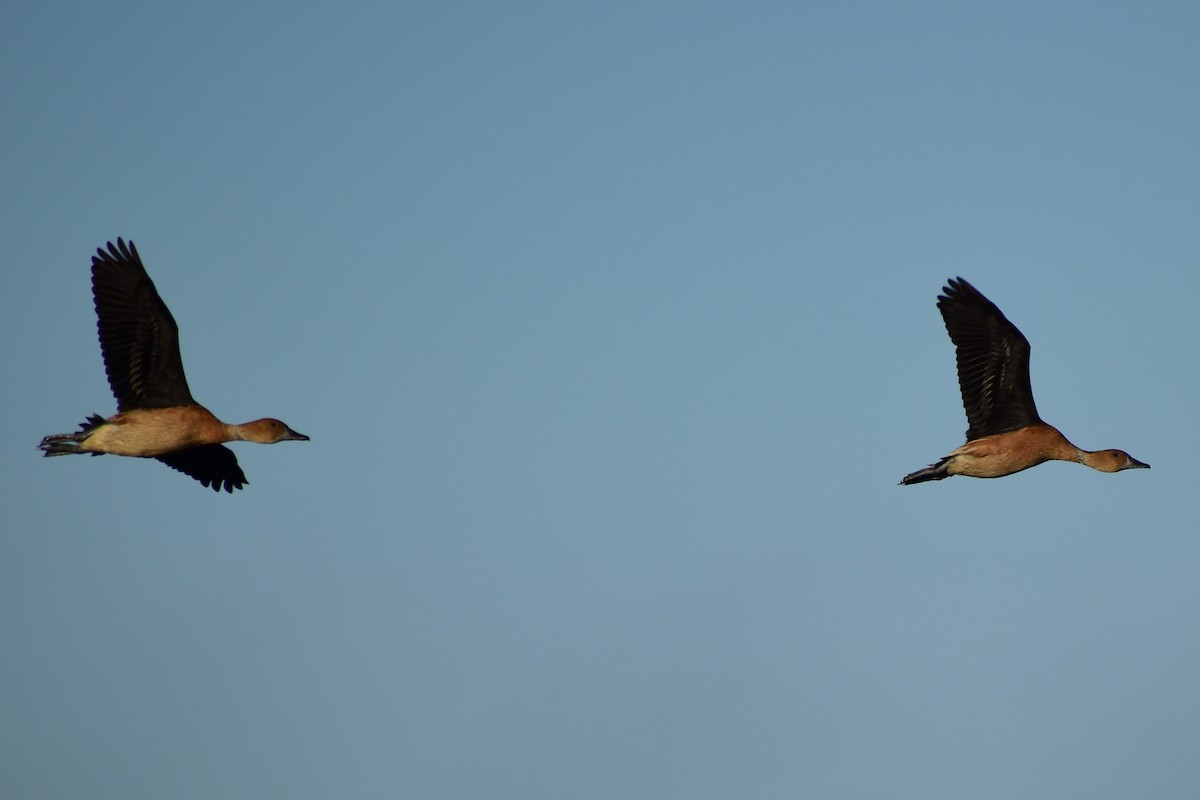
[1075,449,1106,470]
[1036,425,1083,464]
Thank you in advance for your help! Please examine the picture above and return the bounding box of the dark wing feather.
[156,445,248,493]
[938,277,1041,441]
[92,239,195,410]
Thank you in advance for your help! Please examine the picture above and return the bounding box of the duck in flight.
[39,238,308,492]
[901,277,1148,484]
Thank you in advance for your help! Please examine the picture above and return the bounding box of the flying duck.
[901,277,1148,484]
[39,238,308,492]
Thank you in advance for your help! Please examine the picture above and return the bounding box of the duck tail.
[38,414,107,457]
[900,458,951,485]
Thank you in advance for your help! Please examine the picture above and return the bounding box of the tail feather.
[900,458,951,485]
[40,439,82,456]
[38,414,107,457]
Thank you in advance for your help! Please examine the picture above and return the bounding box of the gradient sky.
[3,2,1198,798]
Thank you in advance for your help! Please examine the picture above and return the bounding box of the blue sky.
[3,2,1197,798]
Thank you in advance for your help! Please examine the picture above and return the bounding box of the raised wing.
[938,277,1042,440]
[92,239,195,410]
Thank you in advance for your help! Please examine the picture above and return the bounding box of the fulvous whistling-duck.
[39,239,308,492]
[901,277,1148,484]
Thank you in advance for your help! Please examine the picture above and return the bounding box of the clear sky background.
[2,2,1196,798]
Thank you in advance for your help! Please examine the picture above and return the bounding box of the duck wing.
[92,238,196,410]
[156,445,248,493]
[938,277,1042,441]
